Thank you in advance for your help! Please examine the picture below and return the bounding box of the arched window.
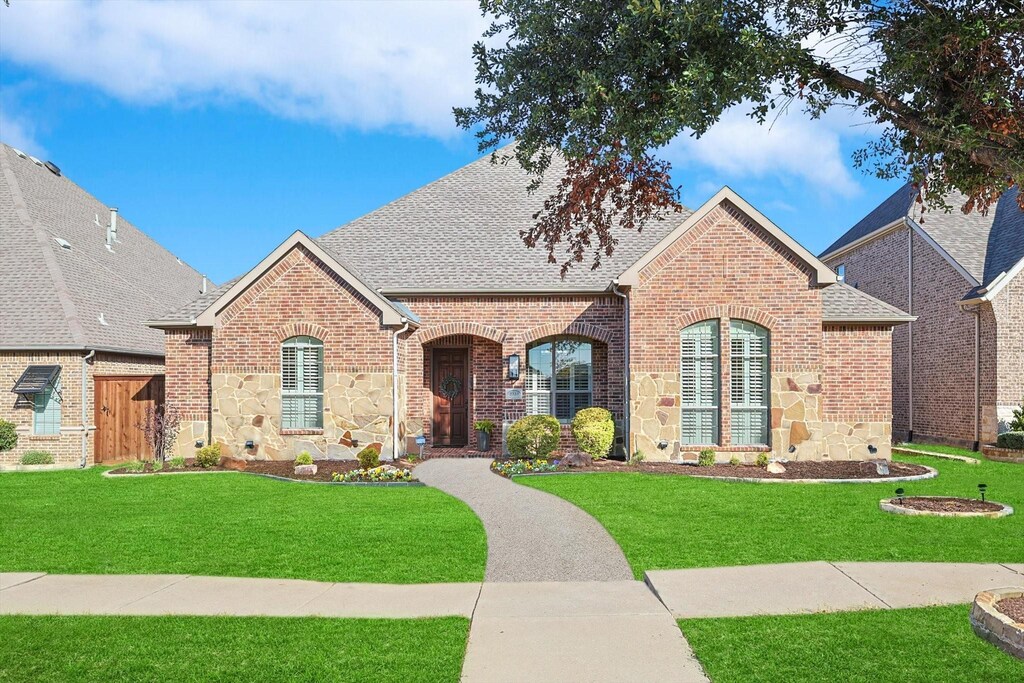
[680,320,720,445]
[525,337,592,421]
[730,321,769,445]
[281,336,323,430]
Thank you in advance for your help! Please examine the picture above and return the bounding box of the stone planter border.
[981,445,1024,464]
[971,587,1024,660]
[879,496,1013,518]
[891,447,980,464]
[513,465,939,484]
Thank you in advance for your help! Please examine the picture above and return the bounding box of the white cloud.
[664,102,873,198]
[0,0,488,137]
[0,105,45,158]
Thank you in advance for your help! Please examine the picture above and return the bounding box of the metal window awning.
[11,365,61,395]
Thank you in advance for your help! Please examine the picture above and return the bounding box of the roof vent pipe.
[201,276,207,294]
[107,208,118,246]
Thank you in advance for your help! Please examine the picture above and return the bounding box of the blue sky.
[0,1,902,285]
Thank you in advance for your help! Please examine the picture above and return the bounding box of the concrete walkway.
[415,458,633,582]
[646,561,1024,618]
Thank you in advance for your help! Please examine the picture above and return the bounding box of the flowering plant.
[332,466,413,483]
[490,458,558,478]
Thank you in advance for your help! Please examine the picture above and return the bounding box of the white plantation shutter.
[525,337,592,421]
[281,336,324,430]
[680,320,719,445]
[730,321,769,445]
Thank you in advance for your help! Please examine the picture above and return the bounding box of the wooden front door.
[94,375,165,463]
[432,348,469,447]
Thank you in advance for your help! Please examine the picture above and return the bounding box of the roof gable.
[617,187,837,287]
[193,231,414,327]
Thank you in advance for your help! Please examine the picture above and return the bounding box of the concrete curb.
[515,465,939,484]
[0,463,83,473]
[101,469,424,486]
[892,447,980,464]
[879,497,1014,518]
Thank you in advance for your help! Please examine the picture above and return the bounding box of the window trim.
[525,336,594,422]
[33,375,62,436]
[729,320,770,446]
[680,320,720,446]
[281,335,324,431]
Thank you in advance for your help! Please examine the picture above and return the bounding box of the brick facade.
[825,226,1017,447]
[0,350,163,468]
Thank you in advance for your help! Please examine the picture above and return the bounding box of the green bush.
[996,431,1024,450]
[123,460,146,473]
[20,451,54,465]
[755,452,770,468]
[1010,399,1024,432]
[729,455,741,466]
[0,419,17,452]
[571,407,615,460]
[152,460,164,472]
[473,419,495,434]
[168,455,186,470]
[295,451,314,465]
[195,443,222,468]
[357,444,381,469]
[629,449,646,466]
[698,449,716,467]
[507,415,561,459]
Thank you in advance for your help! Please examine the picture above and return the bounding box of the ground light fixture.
[895,487,905,504]
[979,483,987,502]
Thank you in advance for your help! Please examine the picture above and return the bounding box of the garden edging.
[101,469,424,486]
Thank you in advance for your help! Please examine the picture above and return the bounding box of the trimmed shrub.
[195,443,222,468]
[0,419,17,452]
[1010,400,1024,432]
[507,415,561,459]
[996,431,1024,451]
[571,407,615,460]
[755,452,770,468]
[357,444,381,469]
[20,451,54,465]
[295,451,314,465]
[698,449,716,467]
[729,455,741,466]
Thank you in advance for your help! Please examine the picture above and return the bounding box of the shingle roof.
[0,143,207,355]
[149,278,239,325]
[316,146,693,292]
[821,182,1024,289]
[821,282,916,323]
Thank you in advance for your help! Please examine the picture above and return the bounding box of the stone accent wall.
[211,369,394,460]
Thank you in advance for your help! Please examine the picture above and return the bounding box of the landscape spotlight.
[978,483,987,502]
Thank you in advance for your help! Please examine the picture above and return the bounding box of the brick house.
[1,143,206,468]
[150,150,912,463]
[821,184,1023,448]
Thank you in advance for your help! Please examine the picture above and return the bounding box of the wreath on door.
[439,374,462,400]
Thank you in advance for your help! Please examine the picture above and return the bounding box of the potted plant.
[474,419,496,452]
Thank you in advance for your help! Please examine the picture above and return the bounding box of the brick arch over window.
[273,322,332,344]
[414,322,506,345]
[523,321,615,345]
[674,305,777,332]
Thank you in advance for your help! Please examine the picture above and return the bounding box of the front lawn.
[519,456,1023,577]
[0,468,486,583]
[680,605,1023,683]
[0,614,469,683]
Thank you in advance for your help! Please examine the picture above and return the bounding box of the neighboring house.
[0,143,207,467]
[150,149,911,463]
[821,184,1023,449]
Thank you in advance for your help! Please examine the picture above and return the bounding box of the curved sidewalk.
[415,458,633,582]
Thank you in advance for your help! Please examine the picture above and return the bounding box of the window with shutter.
[729,321,769,445]
[33,375,62,435]
[525,337,592,421]
[281,336,324,430]
[680,320,720,445]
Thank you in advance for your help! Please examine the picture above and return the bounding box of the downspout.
[964,304,982,450]
[612,280,630,459]
[80,349,95,468]
[392,319,410,461]
[907,229,914,442]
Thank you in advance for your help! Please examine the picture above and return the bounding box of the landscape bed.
[496,457,933,481]
[107,458,419,483]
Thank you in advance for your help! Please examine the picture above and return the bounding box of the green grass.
[895,442,982,458]
[680,605,1024,683]
[519,456,1023,576]
[0,614,469,682]
[0,468,486,583]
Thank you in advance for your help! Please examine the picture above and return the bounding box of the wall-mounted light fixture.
[507,353,520,381]
[245,440,255,450]
[657,440,669,450]
[194,440,204,448]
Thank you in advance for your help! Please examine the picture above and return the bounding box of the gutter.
[392,319,411,461]
[0,344,165,358]
[611,280,631,458]
[378,287,610,297]
[80,349,95,468]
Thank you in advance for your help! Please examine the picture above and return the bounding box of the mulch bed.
[108,458,417,483]
[995,596,1024,625]
[543,458,931,480]
[888,496,1003,513]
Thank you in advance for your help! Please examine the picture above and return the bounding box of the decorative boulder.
[874,460,890,476]
[766,461,787,474]
[220,457,248,471]
[560,452,593,468]
[293,464,317,476]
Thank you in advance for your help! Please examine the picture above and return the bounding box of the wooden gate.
[94,375,165,463]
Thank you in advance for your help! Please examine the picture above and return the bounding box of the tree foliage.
[455,0,1023,274]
